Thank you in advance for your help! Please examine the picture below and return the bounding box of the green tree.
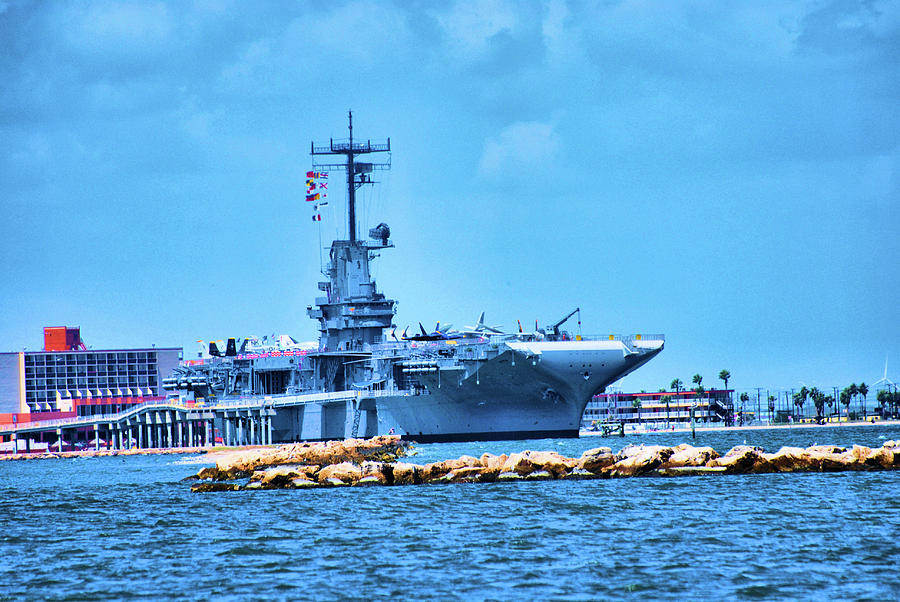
[695,384,706,411]
[691,375,705,423]
[738,392,749,426]
[632,398,643,426]
[840,387,852,419]
[670,378,683,393]
[890,391,900,419]
[809,387,824,422]
[824,395,835,422]
[858,382,869,420]
[792,387,808,421]
[849,383,859,419]
[719,369,731,390]
[875,389,890,418]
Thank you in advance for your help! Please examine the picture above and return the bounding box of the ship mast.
[311,110,390,240]
[307,113,396,358]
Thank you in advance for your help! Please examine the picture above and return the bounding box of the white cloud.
[56,1,174,54]
[435,0,520,62]
[217,2,411,94]
[218,38,274,91]
[478,120,560,176]
[541,0,568,47]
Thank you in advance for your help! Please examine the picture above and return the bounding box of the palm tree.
[661,394,672,427]
[632,398,643,426]
[718,369,731,390]
[824,395,834,422]
[809,388,824,423]
[793,387,808,421]
[739,392,749,426]
[670,378,683,393]
[693,374,702,389]
[849,383,859,419]
[858,382,868,420]
[877,390,889,418]
[840,387,852,420]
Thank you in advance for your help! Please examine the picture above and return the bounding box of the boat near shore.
[0,114,663,450]
[162,112,664,443]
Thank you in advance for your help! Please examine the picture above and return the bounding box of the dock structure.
[0,390,401,453]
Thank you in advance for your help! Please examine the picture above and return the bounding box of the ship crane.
[547,307,581,340]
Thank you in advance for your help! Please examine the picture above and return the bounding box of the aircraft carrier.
[163,113,664,443]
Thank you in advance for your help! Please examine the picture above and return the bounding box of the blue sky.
[1,0,898,396]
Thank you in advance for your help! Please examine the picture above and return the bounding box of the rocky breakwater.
[188,439,900,492]
[189,436,411,492]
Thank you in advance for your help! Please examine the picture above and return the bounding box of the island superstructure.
[162,113,664,442]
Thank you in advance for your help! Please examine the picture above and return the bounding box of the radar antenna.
[311,110,391,241]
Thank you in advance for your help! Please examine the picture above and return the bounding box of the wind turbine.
[872,356,896,390]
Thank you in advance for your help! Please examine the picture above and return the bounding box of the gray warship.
[164,113,664,442]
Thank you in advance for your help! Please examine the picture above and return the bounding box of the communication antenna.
[310,110,391,242]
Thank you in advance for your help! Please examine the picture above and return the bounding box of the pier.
[0,390,405,453]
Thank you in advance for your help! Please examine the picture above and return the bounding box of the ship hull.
[377,341,662,442]
[397,429,578,444]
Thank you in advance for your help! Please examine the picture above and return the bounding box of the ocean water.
[2,424,899,601]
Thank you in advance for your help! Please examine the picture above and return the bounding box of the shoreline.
[582,418,900,436]
[3,421,899,461]
[0,446,212,461]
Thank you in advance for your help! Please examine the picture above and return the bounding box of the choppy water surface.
[2,424,899,600]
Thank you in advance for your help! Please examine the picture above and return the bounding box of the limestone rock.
[764,447,811,472]
[356,475,385,486]
[191,482,241,493]
[530,451,577,477]
[255,465,320,488]
[709,446,769,474]
[290,476,320,489]
[420,456,483,481]
[656,466,728,477]
[663,444,719,468]
[807,447,854,472]
[430,466,485,484]
[500,452,534,476]
[323,477,350,487]
[187,438,900,492]
[807,445,846,455]
[317,462,363,485]
[578,448,615,474]
[864,445,900,469]
[480,453,508,471]
[524,470,554,481]
[564,468,601,480]
[607,445,674,477]
[360,461,390,485]
[500,450,573,477]
[391,462,421,485]
[198,436,409,480]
